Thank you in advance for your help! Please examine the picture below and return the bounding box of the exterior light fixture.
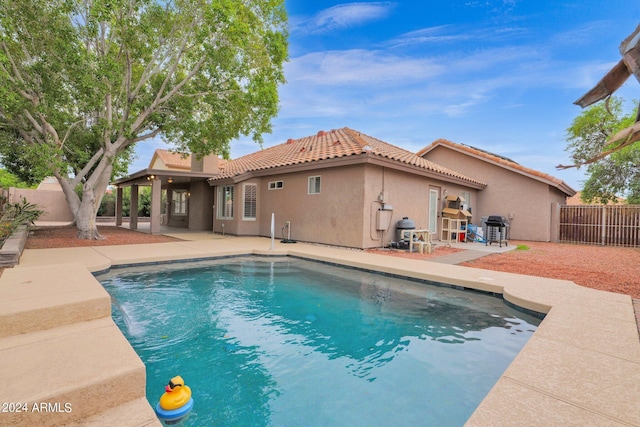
[168,177,173,183]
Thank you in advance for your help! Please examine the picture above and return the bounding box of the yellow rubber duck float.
[155,375,194,424]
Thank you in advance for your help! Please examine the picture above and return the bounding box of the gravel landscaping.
[22,225,640,299]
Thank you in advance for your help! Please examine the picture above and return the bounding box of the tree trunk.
[75,199,103,240]
[55,155,114,240]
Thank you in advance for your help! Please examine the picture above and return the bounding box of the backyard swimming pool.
[98,256,541,426]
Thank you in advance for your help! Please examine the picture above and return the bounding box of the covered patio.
[111,168,215,235]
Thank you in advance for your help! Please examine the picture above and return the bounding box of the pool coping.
[3,236,640,426]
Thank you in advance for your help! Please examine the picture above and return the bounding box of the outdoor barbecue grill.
[484,215,509,247]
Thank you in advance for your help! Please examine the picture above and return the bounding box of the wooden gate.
[559,205,640,247]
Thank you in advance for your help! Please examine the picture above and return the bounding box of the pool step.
[0,317,153,426]
[0,263,111,338]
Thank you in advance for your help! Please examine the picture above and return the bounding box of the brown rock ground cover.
[19,225,640,300]
[459,240,640,299]
[24,225,181,249]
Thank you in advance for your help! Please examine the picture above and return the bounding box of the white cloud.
[285,49,444,86]
[464,0,520,14]
[551,21,613,48]
[383,25,471,48]
[291,2,396,35]
[384,23,531,51]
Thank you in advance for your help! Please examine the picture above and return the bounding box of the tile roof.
[210,127,485,186]
[150,149,192,170]
[566,191,625,205]
[417,139,576,196]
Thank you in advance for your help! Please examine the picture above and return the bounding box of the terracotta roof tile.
[151,149,192,170]
[566,191,625,205]
[418,139,576,196]
[210,127,485,186]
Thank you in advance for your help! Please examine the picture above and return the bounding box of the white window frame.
[308,176,321,195]
[243,183,257,221]
[172,190,188,216]
[462,191,471,212]
[268,180,284,190]
[217,185,234,219]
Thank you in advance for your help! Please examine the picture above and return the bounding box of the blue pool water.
[98,257,541,426]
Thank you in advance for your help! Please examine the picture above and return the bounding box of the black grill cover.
[486,216,508,227]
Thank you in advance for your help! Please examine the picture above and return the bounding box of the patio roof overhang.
[111,168,216,187]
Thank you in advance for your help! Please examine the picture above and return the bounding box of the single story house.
[113,127,575,247]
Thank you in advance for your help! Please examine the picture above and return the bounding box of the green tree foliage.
[564,97,640,204]
[96,186,155,217]
[0,0,288,239]
[0,169,32,189]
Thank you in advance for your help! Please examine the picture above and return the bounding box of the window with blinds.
[308,176,321,194]
[243,183,257,220]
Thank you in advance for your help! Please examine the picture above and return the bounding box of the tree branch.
[1,42,39,104]
[60,119,84,147]
[129,127,162,144]
[71,147,104,188]
[22,110,44,134]
[158,54,207,105]
[557,122,640,169]
[127,40,206,138]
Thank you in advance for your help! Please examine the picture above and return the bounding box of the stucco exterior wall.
[363,166,429,247]
[188,181,213,231]
[210,162,482,249]
[149,159,172,170]
[10,188,73,222]
[211,165,367,247]
[423,146,563,241]
[258,165,366,247]
[362,166,480,247]
[212,180,263,237]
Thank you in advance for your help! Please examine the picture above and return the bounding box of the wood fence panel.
[559,205,640,247]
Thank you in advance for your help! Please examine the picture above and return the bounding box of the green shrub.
[0,197,44,245]
[516,244,530,250]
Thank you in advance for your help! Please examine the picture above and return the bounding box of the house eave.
[112,168,216,187]
[364,155,487,190]
[207,153,486,189]
[422,142,575,196]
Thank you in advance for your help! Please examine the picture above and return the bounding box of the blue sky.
[130,1,640,190]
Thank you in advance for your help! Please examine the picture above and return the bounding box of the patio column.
[130,184,139,230]
[115,187,123,226]
[150,177,161,234]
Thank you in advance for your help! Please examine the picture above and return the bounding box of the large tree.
[0,0,287,238]
[563,97,640,204]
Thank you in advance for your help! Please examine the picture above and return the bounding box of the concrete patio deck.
[1,232,639,426]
